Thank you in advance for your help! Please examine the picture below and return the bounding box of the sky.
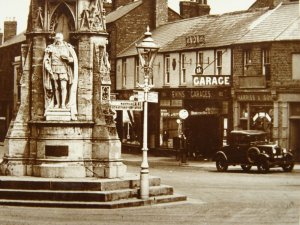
[0,0,256,34]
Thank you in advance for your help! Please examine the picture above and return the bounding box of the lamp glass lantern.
[136,26,159,199]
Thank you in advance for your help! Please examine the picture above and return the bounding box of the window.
[243,49,252,72]
[197,52,204,69]
[292,54,300,80]
[164,54,170,85]
[134,57,140,87]
[180,53,186,85]
[216,50,222,75]
[122,59,127,87]
[262,49,270,80]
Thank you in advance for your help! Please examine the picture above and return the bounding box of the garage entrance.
[186,115,222,159]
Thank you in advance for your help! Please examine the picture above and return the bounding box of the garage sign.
[193,75,231,87]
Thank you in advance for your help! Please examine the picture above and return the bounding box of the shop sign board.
[193,75,231,86]
[236,93,272,102]
[110,100,143,111]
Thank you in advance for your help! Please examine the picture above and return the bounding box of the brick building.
[231,1,300,160]
[105,0,211,90]
[0,21,25,141]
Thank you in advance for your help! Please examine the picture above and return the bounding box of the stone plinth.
[27,121,126,178]
[45,108,72,121]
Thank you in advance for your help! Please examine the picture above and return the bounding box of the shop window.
[292,54,300,80]
[164,54,170,85]
[134,57,140,87]
[239,103,273,140]
[262,49,270,80]
[122,59,127,87]
[180,53,186,85]
[159,100,183,148]
[216,50,222,75]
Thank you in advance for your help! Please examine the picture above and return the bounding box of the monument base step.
[0,174,186,208]
[0,194,187,209]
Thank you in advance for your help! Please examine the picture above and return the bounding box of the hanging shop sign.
[193,75,231,87]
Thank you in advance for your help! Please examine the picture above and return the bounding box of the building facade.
[232,1,300,161]
[115,9,268,158]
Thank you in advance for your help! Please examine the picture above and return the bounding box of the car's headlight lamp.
[272,148,276,154]
[282,148,287,153]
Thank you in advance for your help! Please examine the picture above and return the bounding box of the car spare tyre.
[247,147,260,164]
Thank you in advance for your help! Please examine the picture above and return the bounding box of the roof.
[0,31,26,49]
[236,2,300,44]
[106,0,143,24]
[118,9,268,57]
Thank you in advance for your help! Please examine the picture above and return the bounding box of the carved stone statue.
[43,33,78,120]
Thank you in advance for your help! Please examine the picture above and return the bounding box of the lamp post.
[136,26,160,199]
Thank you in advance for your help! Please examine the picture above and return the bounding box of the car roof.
[230,130,266,135]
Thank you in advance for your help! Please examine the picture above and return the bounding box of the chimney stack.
[180,0,210,19]
[4,19,17,42]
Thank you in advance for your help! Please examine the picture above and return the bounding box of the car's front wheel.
[216,156,228,172]
[257,157,270,173]
[282,154,294,172]
[241,165,252,172]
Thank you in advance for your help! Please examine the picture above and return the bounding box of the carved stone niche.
[48,0,76,42]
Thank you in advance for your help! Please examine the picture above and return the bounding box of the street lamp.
[136,26,160,199]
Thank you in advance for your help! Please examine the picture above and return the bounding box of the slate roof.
[106,0,143,24]
[236,2,300,43]
[118,15,210,57]
[0,31,26,49]
[118,8,267,57]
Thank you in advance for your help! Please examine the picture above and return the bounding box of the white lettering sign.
[193,75,230,86]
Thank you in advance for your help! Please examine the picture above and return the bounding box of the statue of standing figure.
[43,33,78,120]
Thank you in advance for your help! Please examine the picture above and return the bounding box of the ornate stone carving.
[80,0,106,31]
[34,7,44,30]
[43,33,78,120]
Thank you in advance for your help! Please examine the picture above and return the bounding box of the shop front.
[158,88,231,159]
[233,91,273,140]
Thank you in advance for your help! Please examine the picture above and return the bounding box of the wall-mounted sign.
[186,35,205,46]
[236,93,272,102]
[193,75,230,86]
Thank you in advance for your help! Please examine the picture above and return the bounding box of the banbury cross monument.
[0,0,127,178]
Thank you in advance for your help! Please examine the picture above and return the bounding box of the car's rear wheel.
[257,157,270,173]
[216,156,228,172]
[241,165,252,172]
[247,147,260,164]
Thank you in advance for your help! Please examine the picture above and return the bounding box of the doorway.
[185,115,222,159]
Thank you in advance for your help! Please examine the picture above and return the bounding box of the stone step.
[0,185,174,202]
[0,175,161,191]
[0,194,187,209]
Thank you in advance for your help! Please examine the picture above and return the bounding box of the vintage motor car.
[214,130,294,173]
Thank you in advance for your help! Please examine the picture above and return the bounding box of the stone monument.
[1,0,126,178]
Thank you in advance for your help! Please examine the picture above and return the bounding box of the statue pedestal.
[45,108,71,121]
[27,121,126,178]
